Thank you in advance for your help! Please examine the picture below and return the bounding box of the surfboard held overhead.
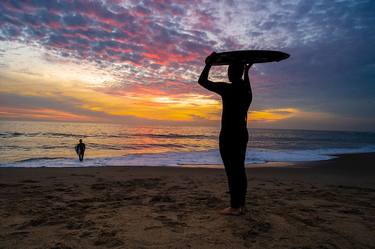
[210,50,290,65]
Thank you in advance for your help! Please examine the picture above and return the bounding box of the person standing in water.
[75,139,86,162]
[198,52,252,215]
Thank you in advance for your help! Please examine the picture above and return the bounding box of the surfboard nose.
[276,52,290,61]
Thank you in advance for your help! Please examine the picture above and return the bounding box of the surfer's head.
[228,62,244,83]
[79,139,83,143]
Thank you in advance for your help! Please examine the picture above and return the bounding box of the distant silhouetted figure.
[75,139,86,162]
[198,52,252,216]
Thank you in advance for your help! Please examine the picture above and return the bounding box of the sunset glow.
[0,0,374,130]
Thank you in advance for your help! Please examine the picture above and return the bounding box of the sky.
[0,0,374,131]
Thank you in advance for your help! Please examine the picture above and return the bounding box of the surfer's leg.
[219,138,232,194]
[238,135,248,209]
[219,133,244,215]
[221,139,242,208]
[228,160,243,208]
[219,162,243,215]
[219,135,240,209]
[238,159,247,208]
[227,135,248,209]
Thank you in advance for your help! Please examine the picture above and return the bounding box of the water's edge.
[2,146,375,168]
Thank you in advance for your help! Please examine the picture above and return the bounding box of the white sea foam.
[2,146,375,168]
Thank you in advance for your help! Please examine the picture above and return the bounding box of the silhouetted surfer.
[75,139,86,162]
[198,52,252,215]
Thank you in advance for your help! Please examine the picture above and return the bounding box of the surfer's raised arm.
[198,52,228,95]
[244,63,253,99]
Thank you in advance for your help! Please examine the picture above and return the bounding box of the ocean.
[1,121,375,167]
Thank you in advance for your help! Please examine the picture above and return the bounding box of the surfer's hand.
[245,63,253,71]
[205,52,217,65]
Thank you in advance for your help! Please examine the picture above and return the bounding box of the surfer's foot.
[219,207,242,216]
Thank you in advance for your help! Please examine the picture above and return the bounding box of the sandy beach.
[1,153,374,249]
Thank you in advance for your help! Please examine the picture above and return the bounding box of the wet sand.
[0,153,374,249]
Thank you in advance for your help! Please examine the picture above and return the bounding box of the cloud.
[0,0,374,130]
[0,106,94,122]
[250,108,299,122]
[0,0,212,68]
[0,92,104,119]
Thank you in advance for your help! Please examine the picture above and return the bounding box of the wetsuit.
[219,83,252,208]
[198,73,252,208]
[75,143,86,161]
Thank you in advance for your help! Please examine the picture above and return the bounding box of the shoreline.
[0,151,373,169]
[3,143,375,168]
[1,152,374,248]
[0,152,375,169]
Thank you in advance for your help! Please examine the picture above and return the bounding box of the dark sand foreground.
[1,153,375,249]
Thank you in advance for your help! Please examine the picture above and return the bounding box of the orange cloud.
[249,108,300,122]
[0,107,93,122]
